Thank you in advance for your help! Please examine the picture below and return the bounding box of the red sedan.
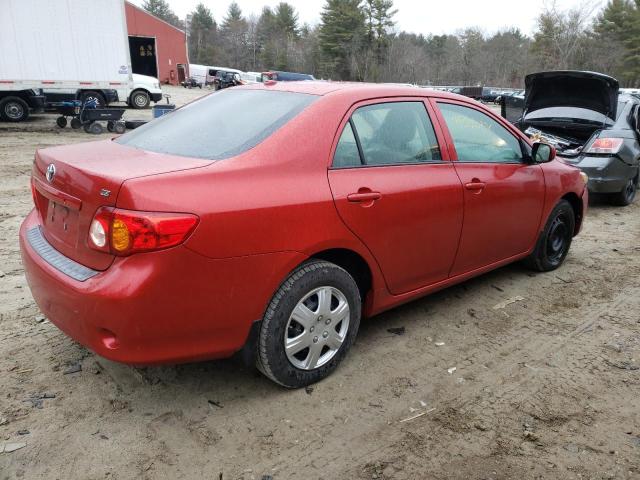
[19,82,588,387]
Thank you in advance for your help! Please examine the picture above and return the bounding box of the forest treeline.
[142,0,640,87]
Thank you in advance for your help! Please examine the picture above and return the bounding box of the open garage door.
[129,36,158,78]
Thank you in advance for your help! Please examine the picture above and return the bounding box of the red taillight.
[585,137,624,155]
[88,207,199,256]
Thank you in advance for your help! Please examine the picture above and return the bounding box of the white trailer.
[0,0,162,121]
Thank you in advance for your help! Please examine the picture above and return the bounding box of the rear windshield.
[116,89,317,160]
[524,107,612,125]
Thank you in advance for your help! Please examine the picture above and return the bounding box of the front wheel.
[257,260,361,388]
[523,199,575,272]
[129,90,150,109]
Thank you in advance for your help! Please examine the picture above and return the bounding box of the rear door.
[328,99,463,295]
[431,99,545,276]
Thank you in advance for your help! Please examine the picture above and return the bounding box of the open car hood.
[524,71,619,120]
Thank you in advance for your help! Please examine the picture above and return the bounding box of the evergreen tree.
[142,0,182,29]
[220,2,249,69]
[319,0,367,80]
[363,0,397,64]
[257,7,278,68]
[593,0,640,85]
[188,3,217,65]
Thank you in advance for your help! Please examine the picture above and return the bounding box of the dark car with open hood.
[518,71,640,206]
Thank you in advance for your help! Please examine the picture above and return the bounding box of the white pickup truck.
[0,0,163,121]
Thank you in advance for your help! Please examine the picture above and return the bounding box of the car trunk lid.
[32,140,211,271]
[524,71,619,120]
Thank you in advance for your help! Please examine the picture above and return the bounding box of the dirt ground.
[1,85,639,480]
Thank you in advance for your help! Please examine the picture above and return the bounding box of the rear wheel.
[524,199,575,272]
[257,260,361,388]
[70,117,82,129]
[610,173,638,206]
[0,97,29,122]
[80,91,105,108]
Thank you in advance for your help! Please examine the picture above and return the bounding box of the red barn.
[125,2,188,85]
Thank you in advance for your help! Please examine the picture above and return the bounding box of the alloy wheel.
[284,286,350,370]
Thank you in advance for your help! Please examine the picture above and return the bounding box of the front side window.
[116,89,316,160]
[438,103,523,163]
[332,101,441,167]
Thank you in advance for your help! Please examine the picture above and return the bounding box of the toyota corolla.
[20,82,588,388]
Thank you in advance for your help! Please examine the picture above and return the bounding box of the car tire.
[523,199,575,272]
[610,173,638,206]
[113,121,126,134]
[80,91,105,108]
[129,90,150,109]
[256,260,361,388]
[0,96,30,122]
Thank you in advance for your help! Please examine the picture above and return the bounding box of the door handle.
[347,191,382,203]
[464,181,486,191]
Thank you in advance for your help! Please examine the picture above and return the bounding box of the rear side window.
[438,102,523,163]
[116,89,316,160]
[333,122,361,168]
[333,101,441,167]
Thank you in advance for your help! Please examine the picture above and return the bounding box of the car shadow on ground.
[91,260,532,401]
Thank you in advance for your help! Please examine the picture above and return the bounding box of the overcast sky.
[131,0,605,35]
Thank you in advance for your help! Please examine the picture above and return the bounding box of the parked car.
[181,76,202,89]
[189,64,242,88]
[261,71,315,82]
[481,87,501,103]
[239,72,262,84]
[20,83,588,388]
[519,71,639,206]
[214,70,241,90]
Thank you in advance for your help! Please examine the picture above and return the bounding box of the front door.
[431,100,545,276]
[328,99,464,295]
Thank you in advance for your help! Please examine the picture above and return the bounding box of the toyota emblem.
[45,164,56,183]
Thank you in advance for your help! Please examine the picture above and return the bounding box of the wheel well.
[130,88,149,98]
[562,192,583,235]
[311,249,372,302]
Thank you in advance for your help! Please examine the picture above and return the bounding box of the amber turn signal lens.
[111,218,130,252]
[580,172,589,185]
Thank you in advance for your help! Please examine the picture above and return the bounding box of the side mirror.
[531,142,556,163]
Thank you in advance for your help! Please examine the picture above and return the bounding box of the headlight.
[154,83,160,89]
[580,172,589,185]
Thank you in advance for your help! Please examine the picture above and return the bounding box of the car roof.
[240,80,467,101]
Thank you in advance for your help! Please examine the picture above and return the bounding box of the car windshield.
[116,89,317,160]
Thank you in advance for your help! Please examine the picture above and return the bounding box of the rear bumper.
[565,155,637,194]
[19,209,305,365]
